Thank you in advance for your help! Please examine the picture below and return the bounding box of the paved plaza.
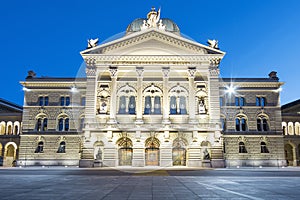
[1,167,300,199]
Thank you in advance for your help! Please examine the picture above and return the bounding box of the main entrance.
[172,137,187,166]
[145,137,160,166]
[117,137,133,166]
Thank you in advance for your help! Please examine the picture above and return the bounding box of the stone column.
[188,67,197,123]
[135,67,144,124]
[80,60,97,167]
[108,66,118,124]
[162,67,170,124]
[293,147,297,166]
[208,63,221,124]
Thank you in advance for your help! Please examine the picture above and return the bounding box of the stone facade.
[17,8,286,168]
[0,98,23,167]
[282,99,300,166]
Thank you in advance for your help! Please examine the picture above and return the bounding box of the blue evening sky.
[0,0,299,106]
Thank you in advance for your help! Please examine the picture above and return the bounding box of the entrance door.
[145,148,159,166]
[119,148,133,166]
[172,148,186,166]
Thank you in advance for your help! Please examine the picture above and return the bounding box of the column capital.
[136,67,144,77]
[209,67,220,76]
[209,58,221,67]
[86,65,96,76]
[162,67,170,78]
[187,67,197,78]
[109,66,118,78]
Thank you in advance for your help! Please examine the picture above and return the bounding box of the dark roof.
[0,98,23,112]
[220,78,279,82]
[281,99,300,110]
[25,77,86,82]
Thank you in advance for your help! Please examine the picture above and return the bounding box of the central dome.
[126,18,180,35]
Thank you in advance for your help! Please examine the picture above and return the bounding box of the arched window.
[57,116,70,131]
[143,84,162,115]
[282,122,287,135]
[221,117,226,131]
[261,142,269,153]
[295,122,300,135]
[257,116,269,131]
[288,122,294,135]
[7,125,12,134]
[36,116,48,132]
[0,122,5,134]
[117,84,136,115]
[239,142,247,153]
[236,116,247,131]
[57,141,66,153]
[170,96,177,114]
[14,126,18,135]
[79,118,84,131]
[35,141,44,153]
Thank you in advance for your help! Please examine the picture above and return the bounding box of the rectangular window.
[220,97,223,107]
[240,97,245,106]
[256,97,266,107]
[66,97,70,106]
[235,97,239,106]
[39,97,44,106]
[44,96,49,106]
[81,97,86,106]
[60,97,65,106]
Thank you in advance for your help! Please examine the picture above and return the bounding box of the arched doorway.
[172,137,187,166]
[4,142,17,167]
[145,137,160,166]
[117,137,133,166]
[284,143,293,166]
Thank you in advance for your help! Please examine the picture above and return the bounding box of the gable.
[81,29,225,56]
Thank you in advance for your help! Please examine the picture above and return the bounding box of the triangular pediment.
[81,29,225,56]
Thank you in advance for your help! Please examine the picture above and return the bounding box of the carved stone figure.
[87,38,99,48]
[199,100,206,114]
[207,39,219,49]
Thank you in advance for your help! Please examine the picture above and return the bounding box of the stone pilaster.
[135,67,144,124]
[162,67,170,124]
[108,66,118,124]
[188,67,197,123]
[208,63,221,124]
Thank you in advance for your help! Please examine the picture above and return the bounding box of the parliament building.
[17,8,286,168]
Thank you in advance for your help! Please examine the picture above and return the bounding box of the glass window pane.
[170,96,177,114]
[59,118,64,131]
[44,96,49,106]
[65,118,69,131]
[119,96,126,114]
[144,96,151,114]
[39,97,44,106]
[60,97,65,106]
[261,97,265,107]
[240,97,245,106]
[43,118,48,131]
[65,97,70,106]
[81,97,86,106]
[257,119,262,131]
[235,118,240,131]
[128,96,136,114]
[179,96,187,114]
[241,119,246,131]
[235,97,239,106]
[256,97,260,106]
[153,96,161,114]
